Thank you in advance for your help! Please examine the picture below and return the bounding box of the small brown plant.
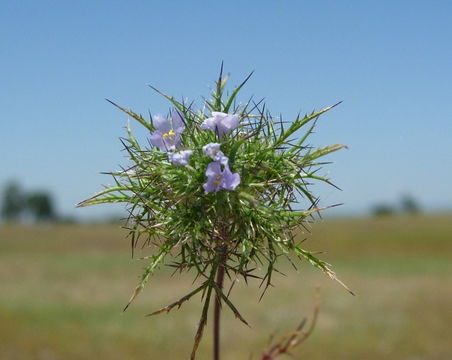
[260,289,320,360]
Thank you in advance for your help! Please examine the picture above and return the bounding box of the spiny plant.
[78,65,351,360]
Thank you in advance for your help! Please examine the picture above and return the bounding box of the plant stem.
[213,253,226,360]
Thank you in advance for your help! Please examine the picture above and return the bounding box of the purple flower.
[202,142,228,164]
[203,161,241,193]
[200,112,239,137]
[168,150,193,166]
[150,110,185,151]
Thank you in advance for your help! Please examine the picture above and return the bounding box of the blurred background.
[1,1,451,359]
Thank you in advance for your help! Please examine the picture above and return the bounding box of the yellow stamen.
[213,180,220,185]
[162,129,175,139]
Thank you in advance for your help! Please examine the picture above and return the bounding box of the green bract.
[78,69,350,359]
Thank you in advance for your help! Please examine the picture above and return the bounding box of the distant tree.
[372,204,396,217]
[26,191,56,222]
[400,194,420,215]
[1,181,25,222]
[57,215,78,224]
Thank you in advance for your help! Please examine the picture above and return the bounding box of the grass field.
[1,214,451,360]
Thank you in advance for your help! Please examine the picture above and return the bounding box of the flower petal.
[149,131,165,149]
[211,112,227,119]
[201,112,239,137]
[222,164,241,190]
[171,109,185,132]
[220,114,239,133]
[203,180,219,193]
[168,150,193,166]
[205,161,222,178]
[153,114,171,132]
[200,116,218,132]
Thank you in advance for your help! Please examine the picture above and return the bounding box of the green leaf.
[77,186,131,207]
[105,99,153,131]
[274,102,342,148]
[223,71,254,113]
[305,144,348,161]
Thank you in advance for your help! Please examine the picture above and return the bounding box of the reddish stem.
[213,258,225,360]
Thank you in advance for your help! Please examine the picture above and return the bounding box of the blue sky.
[1,1,451,219]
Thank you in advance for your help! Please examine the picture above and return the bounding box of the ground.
[0,214,451,359]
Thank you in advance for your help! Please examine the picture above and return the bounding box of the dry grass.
[1,214,451,359]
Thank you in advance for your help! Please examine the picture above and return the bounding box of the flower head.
[168,150,193,166]
[202,142,228,164]
[81,70,348,360]
[150,109,185,151]
[203,160,240,193]
[200,112,239,137]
